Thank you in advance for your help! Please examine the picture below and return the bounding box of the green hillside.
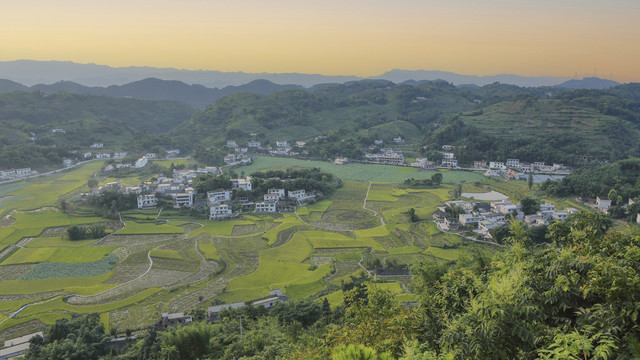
[0,91,197,169]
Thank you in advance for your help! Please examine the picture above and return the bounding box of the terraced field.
[0,160,502,342]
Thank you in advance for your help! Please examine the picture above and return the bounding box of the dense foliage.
[67,224,108,240]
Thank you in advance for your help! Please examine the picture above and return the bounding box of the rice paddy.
[0,159,504,341]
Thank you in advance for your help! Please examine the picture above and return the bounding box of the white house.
[232,177,252,191]
[137,194,157,209]
[596,197,612,211]
[113,151,127,159]
[63,159,73,167]
[210,204,232,219]
[227,140,238,148]
[223,154,236,164]
[52,128,66,134]
[207,190,231,203]
[134,156,148,168]
[276,141,289,148]
[95,152,111,159]
[506,159,520,168]
[90,142,104,148]
[374,139,384,145]
[173,189,195,208]
[489,162,507,170]
[442,159,457,167]
[166,149,180,156]
[264,193,280,203]
[247,141,261,148]
[145,153,157,159]
[15,168,32,177]
[393,136,404,143]
[255,201,277,213]
[268,188,286,197]
[442,152,455,159]
[288,189,306,200]
[83,152,92,159]
[442,145,454,151]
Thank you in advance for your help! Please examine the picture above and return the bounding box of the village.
[433,196,581,240]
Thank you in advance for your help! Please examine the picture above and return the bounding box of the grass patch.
[149,249,183,260]
[118,221,184,235]
[3,246,117,265]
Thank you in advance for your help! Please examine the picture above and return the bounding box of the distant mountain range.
[0,60,625,90]
[555,77,620,89]
[0,77,303,108]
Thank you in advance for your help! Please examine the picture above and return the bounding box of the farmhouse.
[264,193,280,202]
[137,194,157,209]
[268,188,286,197]
[210,204,232,219]
[51,128,66,133]
[596,197,612,211]
[63,159,73,167]
[207,289,288,322]
[95,152,111,159]
[227,140,238,148]
[113,151,127,159]
[473,161,487,168]
[90,142,104,148]
[156,312,192,330]
[173,188,196,208]
[207,189,231,203]
[166,149,180,156]
[334,157,350,165]
[232,177,253,191]
[489,161,506,170]
[506,159,520,168]
[134,156,148,168]
[83,152,92,159]
[223,153,236,164]
[247,140,261,148]
[296,141,307,147]
[255,201,277,213]
[288,189,306,200]
[276,141,289,148]
[393,136,404,143]
[145,153,157,159]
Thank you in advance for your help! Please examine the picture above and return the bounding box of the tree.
[57,198,72,214]
[87,178,99,189]
[520,197,540,215]
[431,172,443,185]
[528,172,533,190]
[407,208,419,222]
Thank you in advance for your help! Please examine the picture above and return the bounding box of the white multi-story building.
[95,152,111,159]
[134,156,148,168]
[145,153,157,159]
[227,140,238,148]
[173,189,195,208]
[137,194,157,209]
[276,141,289,148]
[113,151,127,159]
[255,202,277,213]
[83,152,92,159]
[506,159,520,168]
[210,204,232,219]
[232,177,252,191]
[15,168,32,177]
[247,141,261,148]
[166,149,180,156]
[90,142,104,148]
[52,128,66,134]
[268,189,286,197]
[288,189,306,200]
[208,190,231,203]
[264,193,279,202]
[489,162,506,170]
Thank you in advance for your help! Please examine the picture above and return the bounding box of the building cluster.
[474,159,570,178]
[207,289,288,322]
[364,148,405,166]
[224,139,308,164]
[435,199,578,240]
[208,182,315,220]
[0,167,37,181]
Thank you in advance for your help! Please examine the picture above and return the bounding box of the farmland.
[235,156,484,183]
[0,159,507,342]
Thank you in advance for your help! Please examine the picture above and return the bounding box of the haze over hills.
[555,77,620,89]
[25,78,303,109]
[0,60,618,89]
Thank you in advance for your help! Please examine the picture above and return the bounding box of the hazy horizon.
[2,0,639,83]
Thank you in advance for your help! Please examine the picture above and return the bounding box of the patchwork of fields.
[0,159,509,342]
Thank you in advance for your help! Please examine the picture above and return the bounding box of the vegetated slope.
[555,76,620,89]
[173,80,479,152]
[449,89,640,163]
[0,91,197,169]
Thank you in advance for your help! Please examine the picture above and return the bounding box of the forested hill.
[175,79,640,166]
[0,91,196,169]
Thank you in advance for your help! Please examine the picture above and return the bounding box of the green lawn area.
[118,221,185,235]
[237,156,484,183]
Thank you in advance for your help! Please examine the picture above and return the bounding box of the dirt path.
[363,182,385,226]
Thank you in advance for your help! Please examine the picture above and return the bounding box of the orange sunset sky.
[2,0,639,82]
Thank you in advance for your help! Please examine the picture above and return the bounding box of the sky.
[2,0,639,82]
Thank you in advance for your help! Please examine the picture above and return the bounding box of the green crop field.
[118,221,185,235]
[237,156,484,183]
[0,160,509,340]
